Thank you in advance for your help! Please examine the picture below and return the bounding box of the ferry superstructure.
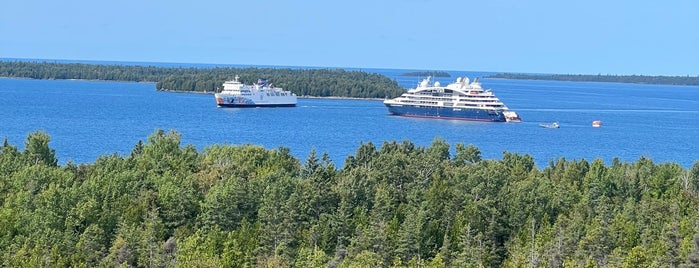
[215,76,297,107]
[383,76,521,122]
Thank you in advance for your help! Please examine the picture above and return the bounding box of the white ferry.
[215,76,297,107]
[384,76,521,122]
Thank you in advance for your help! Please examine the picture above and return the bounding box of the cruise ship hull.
[385,104,506,122]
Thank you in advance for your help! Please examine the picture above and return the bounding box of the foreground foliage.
[1,130,699,267]
[0,61,406,98]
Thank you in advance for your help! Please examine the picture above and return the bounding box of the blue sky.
[1,0,697,75]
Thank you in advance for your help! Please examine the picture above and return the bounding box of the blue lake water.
[1,74,698,168]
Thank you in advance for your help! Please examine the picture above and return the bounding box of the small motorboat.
[592,120,602,127]
[540,122,560,128]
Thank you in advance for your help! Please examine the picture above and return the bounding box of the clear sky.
[1,0,697,75]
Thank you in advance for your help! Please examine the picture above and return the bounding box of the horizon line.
[1,57,697,77]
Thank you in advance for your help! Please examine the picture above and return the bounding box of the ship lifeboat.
[592,120,602,128]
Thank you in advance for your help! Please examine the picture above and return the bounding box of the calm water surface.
[1,76,697,168]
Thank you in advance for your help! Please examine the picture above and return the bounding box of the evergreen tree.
[23,131,58,166]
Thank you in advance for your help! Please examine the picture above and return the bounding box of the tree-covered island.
[488,73,699,86]
[0,61,407,98]
[401,71,451,77]
[1,130,699,267]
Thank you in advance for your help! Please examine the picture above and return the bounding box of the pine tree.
[22,131,58,166]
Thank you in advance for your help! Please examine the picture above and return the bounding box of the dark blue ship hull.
[385,104,506,122]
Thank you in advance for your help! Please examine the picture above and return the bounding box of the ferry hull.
[217,103,296,108]
[215,95,296,108]
[385,104,506,122]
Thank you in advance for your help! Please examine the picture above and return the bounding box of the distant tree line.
[0,61,406,98]
[156,67,406,98]
[488,73,699,86]
[2,130,699,267]
[0,61,170,82]
[401,71,451,77]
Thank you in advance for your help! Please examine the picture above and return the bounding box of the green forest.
[487,73,699,86]
[2,130,699,267]
[0,61,406,98]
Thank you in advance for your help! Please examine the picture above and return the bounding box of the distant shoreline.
[159,89,212,94]
[401,71,451,77]
[0,76,156,84]
[298,96,384,101]
[0,61,406,98]
[159,89,384,101]
[0,76,384,100]
[486,73,699,86]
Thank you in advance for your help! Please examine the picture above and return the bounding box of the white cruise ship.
[215,76,297,107]
[384,76,521,122]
